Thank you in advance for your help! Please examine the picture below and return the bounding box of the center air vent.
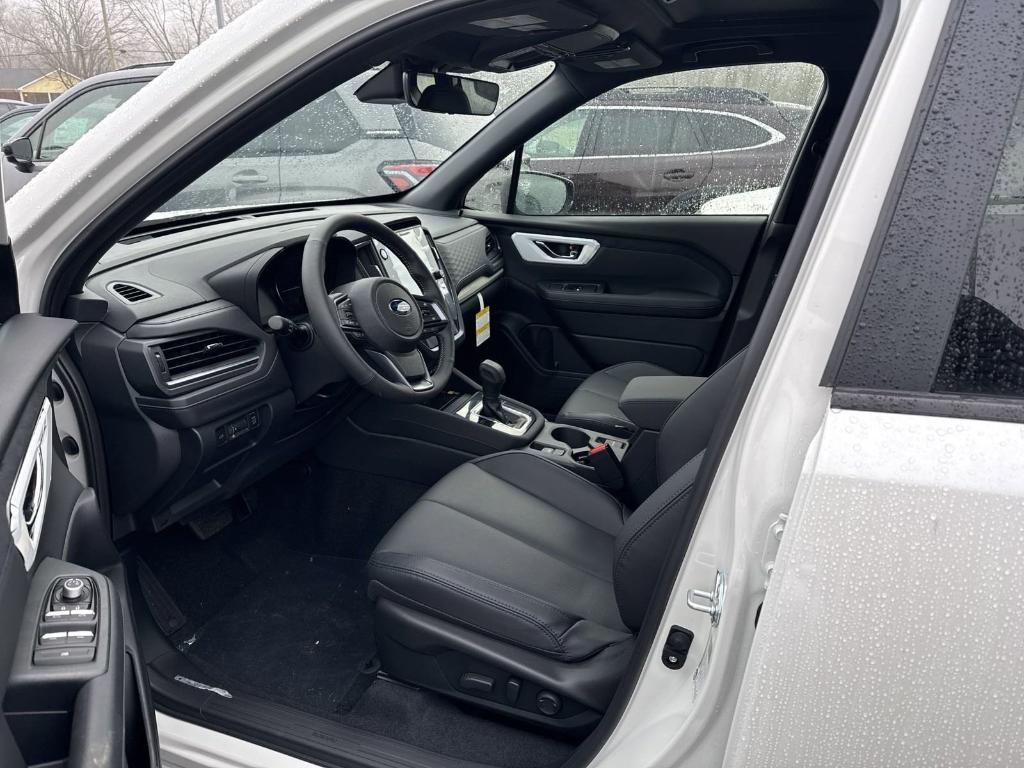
[152,330,259,385]
[109,281,158,304]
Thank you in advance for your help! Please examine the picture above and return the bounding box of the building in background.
[0,68,80,103]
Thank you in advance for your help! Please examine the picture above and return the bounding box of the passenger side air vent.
[151,330,260,386]
[109,281,158,304]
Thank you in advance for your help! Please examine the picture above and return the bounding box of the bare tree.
[0,0,264,80]
[0,0,133,77]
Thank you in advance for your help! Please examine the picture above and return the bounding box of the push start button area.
[34,576,99,665]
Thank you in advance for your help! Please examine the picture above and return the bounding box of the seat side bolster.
[368,551,630,661]
[613,451,705,631]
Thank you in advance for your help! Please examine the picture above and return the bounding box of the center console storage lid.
[618,375,705,432]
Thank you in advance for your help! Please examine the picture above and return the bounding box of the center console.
[440,360,630,490]
[334,358,634,492]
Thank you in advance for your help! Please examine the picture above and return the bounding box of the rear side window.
[691,112,775,151]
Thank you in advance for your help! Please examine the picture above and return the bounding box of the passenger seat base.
[374,599,631,734]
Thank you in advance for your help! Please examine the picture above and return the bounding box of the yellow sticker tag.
[475,294,491,347]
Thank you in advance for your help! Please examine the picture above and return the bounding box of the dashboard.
[79,205,503,535]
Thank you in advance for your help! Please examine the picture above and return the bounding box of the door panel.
[0,315,158,768]
[470,213,766,411]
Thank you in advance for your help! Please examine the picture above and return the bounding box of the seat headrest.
[418,84,472,114]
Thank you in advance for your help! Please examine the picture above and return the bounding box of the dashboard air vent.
[153,330,259,384]
[110,282,157,304]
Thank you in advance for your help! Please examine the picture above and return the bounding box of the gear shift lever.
[479,360,510,424]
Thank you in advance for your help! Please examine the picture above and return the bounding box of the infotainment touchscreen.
[379,227,438,296]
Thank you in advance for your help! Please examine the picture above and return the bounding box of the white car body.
[12,0,1019,766]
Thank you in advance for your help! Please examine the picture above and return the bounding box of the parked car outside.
[0,65,167,199]
[532,87,808,214]
[466,85,813,215]
[0,62,484,211]
[0,98,30,114]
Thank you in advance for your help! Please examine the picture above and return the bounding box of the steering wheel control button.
[61,577,86,601]
[459,672,494,694]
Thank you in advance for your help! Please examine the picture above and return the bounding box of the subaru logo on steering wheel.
[389,298,412,316]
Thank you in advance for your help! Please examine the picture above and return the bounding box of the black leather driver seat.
[367,350,746,729]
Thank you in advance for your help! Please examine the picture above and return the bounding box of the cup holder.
[550,426,592,449]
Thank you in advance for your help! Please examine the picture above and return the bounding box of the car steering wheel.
[301,213,455,402]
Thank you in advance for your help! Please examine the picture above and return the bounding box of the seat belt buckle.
[587,443,624,490]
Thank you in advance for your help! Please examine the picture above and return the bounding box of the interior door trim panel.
[512,232,601,265]
[6,399,52,570]
[0,315,76,452]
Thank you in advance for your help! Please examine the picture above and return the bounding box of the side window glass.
[466,62,823,216]
[36,82,144,161]
[934,95,1024,397]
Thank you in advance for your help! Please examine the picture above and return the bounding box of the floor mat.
[181,550,376,717]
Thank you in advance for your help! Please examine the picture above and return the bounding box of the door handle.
[512,233,600,266]
[663,168,696,181]
[231,170,269,185]
[537,241,582,260]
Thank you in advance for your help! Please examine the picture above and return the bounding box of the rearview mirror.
[406,72,499,116]
[514,171,573,215]
[3,137,33,169]
[356,63,499,116]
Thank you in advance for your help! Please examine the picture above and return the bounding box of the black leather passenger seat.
[366,349,747,729]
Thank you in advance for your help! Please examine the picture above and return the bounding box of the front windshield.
[155,63,554,218]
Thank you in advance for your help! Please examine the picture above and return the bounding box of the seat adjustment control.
[536,690,561,716]
[459,672,494,693]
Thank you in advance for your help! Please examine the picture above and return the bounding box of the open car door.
[0,192,158,766]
